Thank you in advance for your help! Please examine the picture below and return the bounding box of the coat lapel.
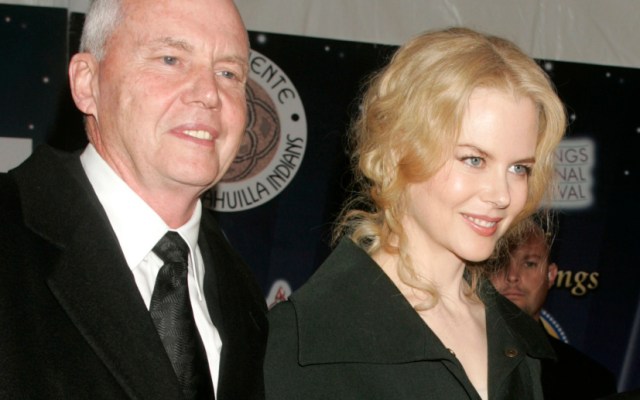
[482,281,555,398]
[290,239,483,400]
[291,239,554,399]
[13,147,183,400]
[291,239,450,365]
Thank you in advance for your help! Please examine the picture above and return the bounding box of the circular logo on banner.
[212,50,307,212]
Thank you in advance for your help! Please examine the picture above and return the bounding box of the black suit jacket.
[541,332,617,400]
[0,146,267,399]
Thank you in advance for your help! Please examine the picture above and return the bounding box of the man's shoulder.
[7,145,84,204]
[0,171,19,206]
[0,172,24,232]
[543,335,617,396]
[548,335,613,375]
[10,145,79,177]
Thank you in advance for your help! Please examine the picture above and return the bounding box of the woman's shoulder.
[289,238,377,303]
[267,237,427,365]
[267,238,375,339]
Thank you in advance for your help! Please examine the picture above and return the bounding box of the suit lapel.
[199,212,268,400]
[199,224,225,333]
[13,147,183,400]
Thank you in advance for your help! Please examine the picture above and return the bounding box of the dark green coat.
[265,239,554,399]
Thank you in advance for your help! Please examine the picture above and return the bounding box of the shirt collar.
[79,144,204,292]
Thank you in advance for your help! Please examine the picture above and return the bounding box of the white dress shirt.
[80,144,222,394]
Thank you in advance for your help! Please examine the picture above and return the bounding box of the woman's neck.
[373,246,470,308]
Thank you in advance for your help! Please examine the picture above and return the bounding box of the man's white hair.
[79,0,123,61]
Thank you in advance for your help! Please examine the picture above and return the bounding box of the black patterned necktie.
[150,232,214,400]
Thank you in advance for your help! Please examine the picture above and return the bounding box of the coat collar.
[289,238,554,368]
[482,279,555,395]
[290,238,448,365]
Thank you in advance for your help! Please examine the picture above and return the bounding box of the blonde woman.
[265,27,566,400]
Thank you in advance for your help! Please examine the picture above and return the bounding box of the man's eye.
[218,70,238,80]
[163,56,178,66]
[524,261,538,268]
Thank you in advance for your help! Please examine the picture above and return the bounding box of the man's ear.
[68,53,99,118]
[547,262,559,288]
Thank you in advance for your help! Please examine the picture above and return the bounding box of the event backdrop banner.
[1,4,638,391]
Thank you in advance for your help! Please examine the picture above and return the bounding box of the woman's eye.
[162,56,178,66]
[510,164,532,176]
[463,156,484,167]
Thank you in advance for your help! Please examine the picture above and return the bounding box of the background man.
[490,216,617,400]
[0,0,267,399]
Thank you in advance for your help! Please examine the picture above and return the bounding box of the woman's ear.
[68,53,99,118]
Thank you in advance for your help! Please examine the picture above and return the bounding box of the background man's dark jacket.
[542,332,617,400]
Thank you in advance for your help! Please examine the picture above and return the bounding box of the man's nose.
[182,68,221,110]
[506,263,521,282]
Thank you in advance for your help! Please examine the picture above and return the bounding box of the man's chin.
[502,294,527,309]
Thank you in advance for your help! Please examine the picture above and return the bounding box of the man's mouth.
[183,130,213,140]
[501,290,525,298]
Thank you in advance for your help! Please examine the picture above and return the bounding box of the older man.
[491,217,616,400]
[0,0,266,399]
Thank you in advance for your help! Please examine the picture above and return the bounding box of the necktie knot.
[153,231,189,265]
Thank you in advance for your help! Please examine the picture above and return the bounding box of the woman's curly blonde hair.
[334,27,566,308]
